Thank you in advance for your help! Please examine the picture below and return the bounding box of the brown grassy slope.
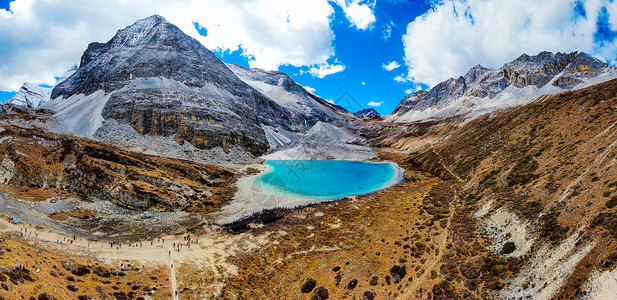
[404,78,617,298]
[0,232,171,300]
[217,166,445,299]
[0,124,236,212]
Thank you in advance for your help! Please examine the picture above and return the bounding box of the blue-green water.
[255,160,402,199]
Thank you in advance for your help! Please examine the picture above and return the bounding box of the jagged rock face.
[354,108,380,119]
[390,90,428,117]
[227,63,352,128]
[388,51,615,122]
[3,83,52,108]
[51,15,299,156]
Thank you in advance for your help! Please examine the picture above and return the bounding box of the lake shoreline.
[211,160,405,224]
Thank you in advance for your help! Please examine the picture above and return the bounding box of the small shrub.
[607,197,617,209]
[501,242,516,255]
[507,155,540,186]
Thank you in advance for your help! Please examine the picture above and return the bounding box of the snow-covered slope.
[261,121,375,160]
[3,83,52,108]
[227,63,352,124]
[387,51,617,123]
[45,15,356,160]
[226,63,372,158]
[2,64,78,109]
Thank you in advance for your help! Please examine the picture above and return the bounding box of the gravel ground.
[0,191,203,241]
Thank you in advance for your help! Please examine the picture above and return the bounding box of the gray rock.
[51,15,342,156]
[389,51,615,122]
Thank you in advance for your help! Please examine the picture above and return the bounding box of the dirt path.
[0,195,276,299]
[170,257,179,300]
[432,148,463,182]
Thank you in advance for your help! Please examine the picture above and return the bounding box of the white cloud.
[367,101,383,107]
[382,21,394,40]
[405,88,414,94]
[403,0,617,87]
[0,0,342,91]
[303,85,316,93]
[334,0,376,30]
[307,62,346,78]
[394,74,410,82]
[361,81,366,85]
[382,60,401,71]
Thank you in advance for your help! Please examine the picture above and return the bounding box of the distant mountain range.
[6,15,617,162]
[387,51,617,122]
[354,108,380,119]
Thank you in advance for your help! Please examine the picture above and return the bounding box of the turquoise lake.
[255,160,403,200]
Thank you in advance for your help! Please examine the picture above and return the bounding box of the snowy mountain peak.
[42,15,355,160]
[354,108,380,119]
[387,51,616,123]
[3,83,52,108]
[2,64,78,109]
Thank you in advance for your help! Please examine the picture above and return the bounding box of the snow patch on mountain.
[227,63,352,123]
[41,90,110,137]
[388,52,617,123]
[2,65,78,109]
[3,83,52,108]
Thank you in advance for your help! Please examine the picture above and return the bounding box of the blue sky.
[209,1,430,114]
[0,0,427,114]
[1,0,617,115]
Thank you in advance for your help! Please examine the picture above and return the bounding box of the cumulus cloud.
[302,85,316,93]
[306,62,346,78]
[382,60,401,71]
[403,0,617,87]
[0,0,374,91]
[367,101,383,107]
[405,88,414,94]
[394,74,410,82]
[334,0,376,30]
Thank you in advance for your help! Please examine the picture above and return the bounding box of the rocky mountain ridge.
[1,83,51,108]
[2,65,78,109]
[45,15,354,160]
[388,51,617,122]
[354,108,380,119]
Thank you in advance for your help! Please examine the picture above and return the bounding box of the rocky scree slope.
[226,62,379,159]
[226,62,352,124]
[388,51,616,123]
[49,15,331,157]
